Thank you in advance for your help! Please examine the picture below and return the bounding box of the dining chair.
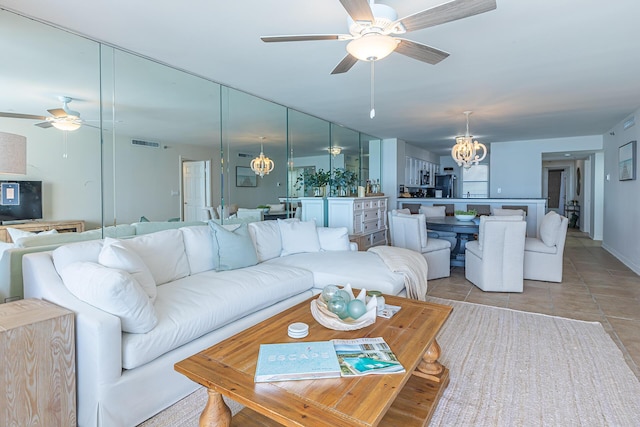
[465,215,527,292]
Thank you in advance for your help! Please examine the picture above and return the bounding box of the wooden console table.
[0,220,85,243]
[0,299,76,426]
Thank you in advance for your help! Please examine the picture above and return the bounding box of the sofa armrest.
[22,252,123,388]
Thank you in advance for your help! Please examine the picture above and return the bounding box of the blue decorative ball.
[327,296,347,317]
[321,285,339,302]
[336,289,351,302]
[347,299,367,319]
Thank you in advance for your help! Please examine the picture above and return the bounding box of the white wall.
[601,108,640,274]
[0,118,102,228]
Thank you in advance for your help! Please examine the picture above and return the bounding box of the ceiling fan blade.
[331,54,359,74]
[395,39,450,65]
[47,108,67,118]
[34,121,53,128]
[261,34,348,43]
[0,112,48,120]
[397,0,496,33]
[339,0,374,22]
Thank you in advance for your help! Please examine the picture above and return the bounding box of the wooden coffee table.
[175,294,452,427]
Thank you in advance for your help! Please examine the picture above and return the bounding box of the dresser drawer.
[362,219,381,233]
[362,209,379,221]
[354,201,364,211]
[363,200,377,209]
[370,230,387,246]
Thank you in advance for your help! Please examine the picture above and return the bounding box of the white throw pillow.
[59,261,158,333]
[99,238,157,302]
[53,240,104,274]
[317,227,351,251]
[116,229,190,285]
[392,208,412,216]
[248,220,283,262]
[208,222,258,271]
[539,211,561,247]
[180,225,216,274]
[278,219,321,256]
[419,206,446,217]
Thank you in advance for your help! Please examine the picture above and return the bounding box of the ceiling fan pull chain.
[370,60,376,119]
[62,130,69,159]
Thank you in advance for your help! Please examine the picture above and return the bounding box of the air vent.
[238,153,254,158]
[623,116,635,131]
[131,139,160,149]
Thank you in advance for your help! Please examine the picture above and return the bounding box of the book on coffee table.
[254,341,341,383]
[332,337,405,376]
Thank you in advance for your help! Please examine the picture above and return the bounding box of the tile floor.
[427,229,640,380]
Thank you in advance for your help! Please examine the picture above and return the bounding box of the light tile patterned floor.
[427,229,640,379]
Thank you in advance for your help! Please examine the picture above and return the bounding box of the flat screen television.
[0,180,43,223]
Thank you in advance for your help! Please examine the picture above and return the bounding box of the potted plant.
[331,168,358,196]
[295,169,330,197]
[256,204,270,213]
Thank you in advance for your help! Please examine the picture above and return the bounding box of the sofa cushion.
[248,220,283,262]
[524,237,558,254]
[99,238,157,302]
[180,225,216,274]
[317,227,350,251]
[209,222,258,271]
[116,229,190,285]
[121,263,314,369]
[539,211,561,247]
[265,251,405,296]
[59,261,158,334]
[278,219,320,256]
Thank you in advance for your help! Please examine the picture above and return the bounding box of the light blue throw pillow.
[208,221,258,271]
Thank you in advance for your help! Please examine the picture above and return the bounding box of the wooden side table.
[0,299,76,426]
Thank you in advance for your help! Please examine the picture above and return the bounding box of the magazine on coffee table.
[331,337,405,376]
[254,341,342,383]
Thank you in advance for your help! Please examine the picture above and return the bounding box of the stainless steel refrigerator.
[435,174,456,198]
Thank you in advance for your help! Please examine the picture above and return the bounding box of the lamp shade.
[51,119,81,131]
[0,132,27,174]
[346,34,399,61]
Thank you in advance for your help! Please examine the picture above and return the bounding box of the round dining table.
[426,216,480,267]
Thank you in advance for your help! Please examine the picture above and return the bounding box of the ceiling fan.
[261,0,497,74]
[0,96,85,131]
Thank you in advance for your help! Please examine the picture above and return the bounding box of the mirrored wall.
[0,9,381,232]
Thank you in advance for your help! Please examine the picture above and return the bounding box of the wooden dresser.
[0,299,76,426]
[327,196,388,250]
[0,220,85,243]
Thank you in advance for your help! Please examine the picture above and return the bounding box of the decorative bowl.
[455,213,476,221]
[311,284,378,331]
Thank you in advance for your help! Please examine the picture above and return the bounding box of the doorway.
[181,159,211,221]
[546,169,566,215]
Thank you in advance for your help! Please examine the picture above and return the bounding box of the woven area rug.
[139,298,640,426]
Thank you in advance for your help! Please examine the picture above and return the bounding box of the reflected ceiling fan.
[0,96,85,131]
[261,0,497,74]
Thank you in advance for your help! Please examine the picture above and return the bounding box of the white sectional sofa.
[22,219,407,426]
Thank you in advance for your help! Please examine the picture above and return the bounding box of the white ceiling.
[2,0,639,158]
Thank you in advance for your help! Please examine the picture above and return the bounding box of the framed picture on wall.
[236,166,257,187]
[618,140,636,181]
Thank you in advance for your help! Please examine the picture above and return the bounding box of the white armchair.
[465,215,527,292]
[388,211,451,280]
[523,211,569,282]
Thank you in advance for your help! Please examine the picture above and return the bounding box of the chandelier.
[250,141,274,178]
[329,146,342,157]
[451,111,487,169]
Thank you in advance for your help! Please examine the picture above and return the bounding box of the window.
[462,165,488,198]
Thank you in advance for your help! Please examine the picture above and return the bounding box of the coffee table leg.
[199,388,232,427]
[415,339,446,383]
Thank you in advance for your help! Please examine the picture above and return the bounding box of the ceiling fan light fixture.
[346,34,398,61]
[329,146,342,157]
[51,118,81,131]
